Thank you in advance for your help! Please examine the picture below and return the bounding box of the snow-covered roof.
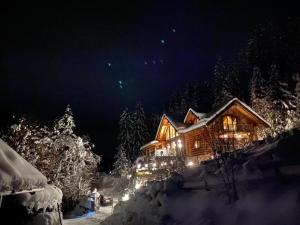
[140,140,159,150]
[0,139,47,194]
[179,98,271,133]
[183,108,206,123]
[154,114,186,140]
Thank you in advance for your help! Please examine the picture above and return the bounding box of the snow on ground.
[64,206,113,225]
[0,139,47,193]
[101,130,300,225]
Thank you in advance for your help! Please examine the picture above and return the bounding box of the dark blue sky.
[0,1,296,169]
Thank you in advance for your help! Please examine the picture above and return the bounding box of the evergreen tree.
[54,105,75,135]
[132,103,149,162]
[111,145,130,178]
[51,106,100,207]
[212,57,236,107]
[117,108,135,161]
[249,67,273,138]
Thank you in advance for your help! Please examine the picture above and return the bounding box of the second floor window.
[223,115,237,131]
[194,140,201,149]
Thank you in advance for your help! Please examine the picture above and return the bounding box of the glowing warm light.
[211,155,215,159]
[122,193,130,201]
[223,134,228,138]
[135,182,142,190]
[137,163,141,169]
[145,163,148,168]
[187,161,194,167]
[236,134,242,139]
[152,163,157,168]
[177,139,183,148]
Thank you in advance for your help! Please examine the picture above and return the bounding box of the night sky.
[0,1,297,170]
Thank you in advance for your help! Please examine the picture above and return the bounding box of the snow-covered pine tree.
[52,106,100,208]
[249,66,273,138]
[132,103,149,162]
[54,104,75,135]
[212,57,236,107]
[111,145,130,178]
[117,108,135,161]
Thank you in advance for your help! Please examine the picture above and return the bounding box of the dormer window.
[223,115,237,131]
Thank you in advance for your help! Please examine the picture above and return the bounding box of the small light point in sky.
[144,61,148,65]
[172,28,176,33]
[160,39,165,44]
[107,62,112,67]
[118,80,122,85]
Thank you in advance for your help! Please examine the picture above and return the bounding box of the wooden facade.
[140,98,270,165]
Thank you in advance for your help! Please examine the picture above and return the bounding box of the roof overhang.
[140,140,159,150]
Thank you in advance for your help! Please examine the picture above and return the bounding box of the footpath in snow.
[63,206,113,225]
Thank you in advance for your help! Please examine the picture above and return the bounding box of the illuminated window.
[223,116,237,131]
[165,125,176,140]
[194,140,201,149]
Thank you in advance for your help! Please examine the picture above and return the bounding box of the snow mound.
[0,139,47,193]
[102,130,300,225]
[15,185,62,211]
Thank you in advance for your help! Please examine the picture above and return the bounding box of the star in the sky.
[172,28,176,33]
[107,62,112,67]
[144,61,148,65]
[118,80,123,89]
[160,39,165,44]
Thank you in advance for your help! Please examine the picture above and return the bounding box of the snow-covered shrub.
[2,106,101,212]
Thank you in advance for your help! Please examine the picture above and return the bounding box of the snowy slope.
[0,139,47,193]
[101,130,300,225]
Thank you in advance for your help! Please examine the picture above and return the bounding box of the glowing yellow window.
[223,116,237,131]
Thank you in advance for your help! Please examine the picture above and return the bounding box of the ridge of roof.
[183,108,206,123]
[179,98,271,133]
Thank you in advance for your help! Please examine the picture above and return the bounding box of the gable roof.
[183,108,206,123]
[179,98,271,133]
[155,114,186,140]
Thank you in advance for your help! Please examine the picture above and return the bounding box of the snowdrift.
[0,139,47,193]
[102,130,300,225]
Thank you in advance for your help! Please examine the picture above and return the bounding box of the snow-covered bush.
[2,106,101,211]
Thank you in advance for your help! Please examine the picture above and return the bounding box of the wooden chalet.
[140,98,271,166]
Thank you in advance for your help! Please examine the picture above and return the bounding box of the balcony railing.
[221,123,254,133]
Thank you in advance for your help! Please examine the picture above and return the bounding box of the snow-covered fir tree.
[212,57,238,107]
[52,106,100,207]
[117,108,135,161]
[54,104,75,135]
[249,66,273,138]
[132,103,150,161]
[111,145,130,178]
